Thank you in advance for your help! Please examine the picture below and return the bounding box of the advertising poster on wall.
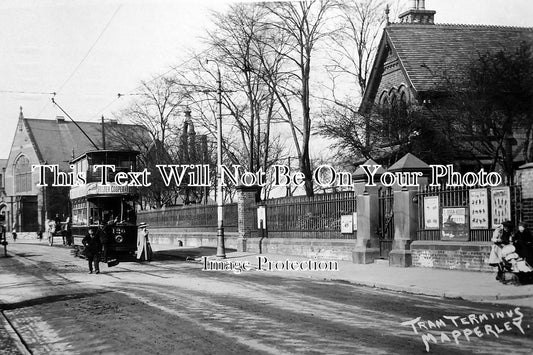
[469,188,489,229]
[423,196,439,229]
[441,207,469,240]
[491,186,511,228]
[341,214,354,234]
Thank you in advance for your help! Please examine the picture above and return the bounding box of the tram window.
[88,198,122,225]
[122,200,136,223]
[107,157,119,167]
[90,207,100,225]
[119,159,132,169]
[72,206,87,225]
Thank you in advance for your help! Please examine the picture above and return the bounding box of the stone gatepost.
[352,160,384,264]
[387,153,430,267]
[236,185,261,252]
[389,188,418,266]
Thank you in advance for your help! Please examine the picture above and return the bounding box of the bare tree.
[176,4,287,199]
[443,42,533,182]
[113,76,189,208]
[328,0,389,95]
[120,76,186,148]
[258,0,337,197]
[317,0,407,166]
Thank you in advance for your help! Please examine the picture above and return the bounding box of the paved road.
[1,243,532,354]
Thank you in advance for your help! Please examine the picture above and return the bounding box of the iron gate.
[377,187,394,258]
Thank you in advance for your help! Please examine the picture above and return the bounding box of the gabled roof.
[23,118,149,170]
[388,152,430,172]
[362,23,533,109]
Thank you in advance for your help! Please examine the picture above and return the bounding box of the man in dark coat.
[82,228,102,274]
[514,222,533,266]
[101,220,114,262]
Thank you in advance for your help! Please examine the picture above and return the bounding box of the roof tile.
[386,24,533,92]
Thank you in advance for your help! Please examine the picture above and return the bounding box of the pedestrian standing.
[82,228,102,274]
[12,229,17,242]
[136,222,152,261]
[101,220,114,262]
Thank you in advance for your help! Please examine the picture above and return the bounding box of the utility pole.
[206,59,226,259]
[215,65,226,258]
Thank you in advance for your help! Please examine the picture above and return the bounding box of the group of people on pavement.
[82,221,152,274]
[46,214,72,245]
[489,220,533,284]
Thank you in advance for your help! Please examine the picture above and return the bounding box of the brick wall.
[374,57,413,105]
[411,241,493,272]
[246,238,357,261]
[148,228,242,250]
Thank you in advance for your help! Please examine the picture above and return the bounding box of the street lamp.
[206,59,226,259]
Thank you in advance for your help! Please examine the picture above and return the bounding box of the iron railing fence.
[264,191,357,239]
[137,203,238,232]
[416,185,522,242]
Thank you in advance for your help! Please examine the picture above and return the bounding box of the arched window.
[390,94,398,110]
[15,155,32,193]
[400,91,407,105]
[380,90,392,106]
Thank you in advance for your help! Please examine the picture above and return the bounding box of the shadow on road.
[14,252,43,258]
[153,246,237,261]
[0,290,111,311]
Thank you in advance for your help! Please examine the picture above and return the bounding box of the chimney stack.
[399,0,435,24]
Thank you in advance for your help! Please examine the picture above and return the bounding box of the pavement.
[5,235,533,307]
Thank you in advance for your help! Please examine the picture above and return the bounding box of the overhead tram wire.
[55,5,122,95]
[50,48,215,122]
[51,97,100,150]
[33,5,121,120]
[120,46,215,98]
[98,48,215,121]
[89,95,122,120]
[35,93,57,118]
[0,90,56,95]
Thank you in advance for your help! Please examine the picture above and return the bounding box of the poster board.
[469,188,489,229]
[257,205,266,229]
[423,196,439,230]
[441,207,468,240]
[491,186,511,228]
[341,215,354,234]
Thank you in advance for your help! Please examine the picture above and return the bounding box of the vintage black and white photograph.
[1,0,532,354]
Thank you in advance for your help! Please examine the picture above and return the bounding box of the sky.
[0,0,532,159]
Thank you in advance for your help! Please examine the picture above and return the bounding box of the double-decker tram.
[69,150,139,259]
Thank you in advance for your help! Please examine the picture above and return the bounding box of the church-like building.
[4,108,147,232]
[359,0,533,175]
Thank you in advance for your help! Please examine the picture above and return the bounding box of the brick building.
[4,108,148,232]
[360,0,533,172]
[353,0,533,271]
